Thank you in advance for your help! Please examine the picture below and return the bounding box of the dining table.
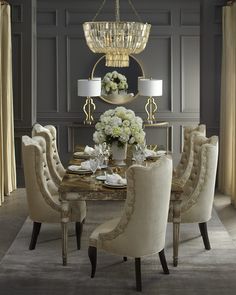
[58,148,183,267]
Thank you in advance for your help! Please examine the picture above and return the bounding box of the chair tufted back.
[99,156,173,258]
[181,135,218,223]
[32,124,65,185]
[174,124,206,184]
[22,135,61,222]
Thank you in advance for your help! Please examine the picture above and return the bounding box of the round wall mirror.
[91,55,145,105]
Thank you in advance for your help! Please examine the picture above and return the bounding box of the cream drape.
[218,3,236,207]
[0,3,17,206]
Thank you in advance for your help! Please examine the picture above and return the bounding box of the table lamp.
[77,78,101,125]
[138,78,163,124]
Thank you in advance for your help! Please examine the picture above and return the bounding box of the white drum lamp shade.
[138,78,163,124]
[77,79,101,97]
[138,79,163,96]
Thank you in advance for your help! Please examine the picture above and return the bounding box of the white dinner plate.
[67,165,92,174]
[73,152,90,159]
[96,175,107,181]
[103,181,127,189]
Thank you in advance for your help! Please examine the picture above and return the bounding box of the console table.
[68,121,170,153]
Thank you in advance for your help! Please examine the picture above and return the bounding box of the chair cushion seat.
[89,217,120,248]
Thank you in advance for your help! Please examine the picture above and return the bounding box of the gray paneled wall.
[36,0,200,168]
[10,0,224,185]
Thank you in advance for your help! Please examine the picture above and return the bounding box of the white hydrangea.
[102,71,128,95]
[93,107,145,146]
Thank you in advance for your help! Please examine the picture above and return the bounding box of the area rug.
[0,201,236,295]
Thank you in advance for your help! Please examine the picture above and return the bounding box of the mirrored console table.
[68,121,170,153]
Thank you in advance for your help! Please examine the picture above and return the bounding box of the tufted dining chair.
[22,135,86,251]
[32,124,65,185]
[88,156,173,292]
[170,135,218,257]
[173,124,206,186]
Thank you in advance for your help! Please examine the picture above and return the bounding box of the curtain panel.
[218,3,236,207]
[0,3,17,205]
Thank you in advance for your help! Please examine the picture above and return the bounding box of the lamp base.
[145,96,158,124]
[83,97,96,125]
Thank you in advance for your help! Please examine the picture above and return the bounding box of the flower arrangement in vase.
[102,71,128,95]
[93,107,146,165]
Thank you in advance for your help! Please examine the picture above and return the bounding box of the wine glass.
[133,143,146,165]
[89,157,99,178]
[102,143,111,167]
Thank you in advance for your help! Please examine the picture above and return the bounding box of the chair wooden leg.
[135,258,142,292]
[75,221,83,250]
[159,249,170,274]
[88,246,97,278]
[199,222,211,250]
[123,256,127,261]
[29,222,41,250]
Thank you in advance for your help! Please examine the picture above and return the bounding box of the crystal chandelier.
[83,0,151,67]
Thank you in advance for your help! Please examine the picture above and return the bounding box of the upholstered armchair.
[32,124,65,185]
[170,135,218,257]
[88,156,173,292]
[173,124,206,186]
[22,135,86,251]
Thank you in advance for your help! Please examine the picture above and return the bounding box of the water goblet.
[133,144,146,165]
[98,153,105,169]
[89,157,99,178]
[103,144,111,167]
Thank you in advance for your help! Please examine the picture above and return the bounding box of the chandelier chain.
[92,0,142,23]
[92,0,107,22]
[128,0,143,22]
[115,0,120,22]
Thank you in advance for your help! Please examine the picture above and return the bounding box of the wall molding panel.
[180,35,200,113]
[12,4,23,23]
[180,9,200,26]
[37,36,59,113]
[37,9,58,26]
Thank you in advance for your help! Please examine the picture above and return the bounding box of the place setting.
[73,145,97,159]
[102,173,127,189]
[95,171,127,189]
[67,163,92,175]
[68,144,110,176]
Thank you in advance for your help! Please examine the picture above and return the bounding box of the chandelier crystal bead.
[83,0,151,67]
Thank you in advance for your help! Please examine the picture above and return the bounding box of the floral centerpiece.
[102,71,128,95]
[93,107,145,147]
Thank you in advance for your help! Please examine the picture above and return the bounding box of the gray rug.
[0,201,236,295]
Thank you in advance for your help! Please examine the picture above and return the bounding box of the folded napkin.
[80,160,91,170]
[144,148,157,157]
[84,145,95,155]
[106,173,127,185]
